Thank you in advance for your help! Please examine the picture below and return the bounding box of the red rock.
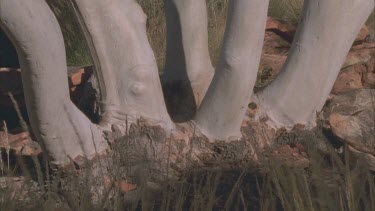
[69,68,86,86]
[342,49,372,69]
[354,26,369,44]
[325,89,375,170]
[364,71,375,88]
[259,54,287,75]
[0,130,40,156]
[20,141,42,156]
[266,17,296,42]
[333,47,375,94]
[118,180,137,193]
[0,66,94,108]
[263,31,291,55]
[352,42,375,50]
[103,175,137,193]
[256,54,287,90]
[332,64,365,94]
[68,66,93,87]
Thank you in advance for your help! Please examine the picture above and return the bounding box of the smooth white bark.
[194,0,270,140]
[256,0,375,129]
[70,0,174,130]
[2,0,372,163]
[0,0,108,164]
[163,0,214,104]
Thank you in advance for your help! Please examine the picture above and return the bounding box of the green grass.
[367,10,375,40]
[46,0,92,66]
[48,0,375,67]
[269,0,304,24]
[137,0,229,69]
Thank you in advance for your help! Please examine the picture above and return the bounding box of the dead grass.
[1,106,375,210]
[2,129,375,210]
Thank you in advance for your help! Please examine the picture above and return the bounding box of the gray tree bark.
[164,0,214,103]
[70,0,174,130]
[0,0,373,167]
[255,0,374,130]
[162,0,214,122]
[194,0,270,141]
[0,0,107,164]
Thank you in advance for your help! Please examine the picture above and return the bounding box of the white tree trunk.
[70,0,174,130]
[163,0,214,105]
[2,0,373,167]
[0,0,108,164]
[194,0,270,141]
[255,0,375,129]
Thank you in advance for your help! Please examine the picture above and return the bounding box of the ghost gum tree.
[0,0,373,175]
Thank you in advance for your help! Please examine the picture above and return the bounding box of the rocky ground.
[0,17,374,210]
[256,17,375,169]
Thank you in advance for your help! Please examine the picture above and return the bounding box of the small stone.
[20,141,42,156]
[68,66,93,86]
[0,131,38,156]
[69,67,85,86]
